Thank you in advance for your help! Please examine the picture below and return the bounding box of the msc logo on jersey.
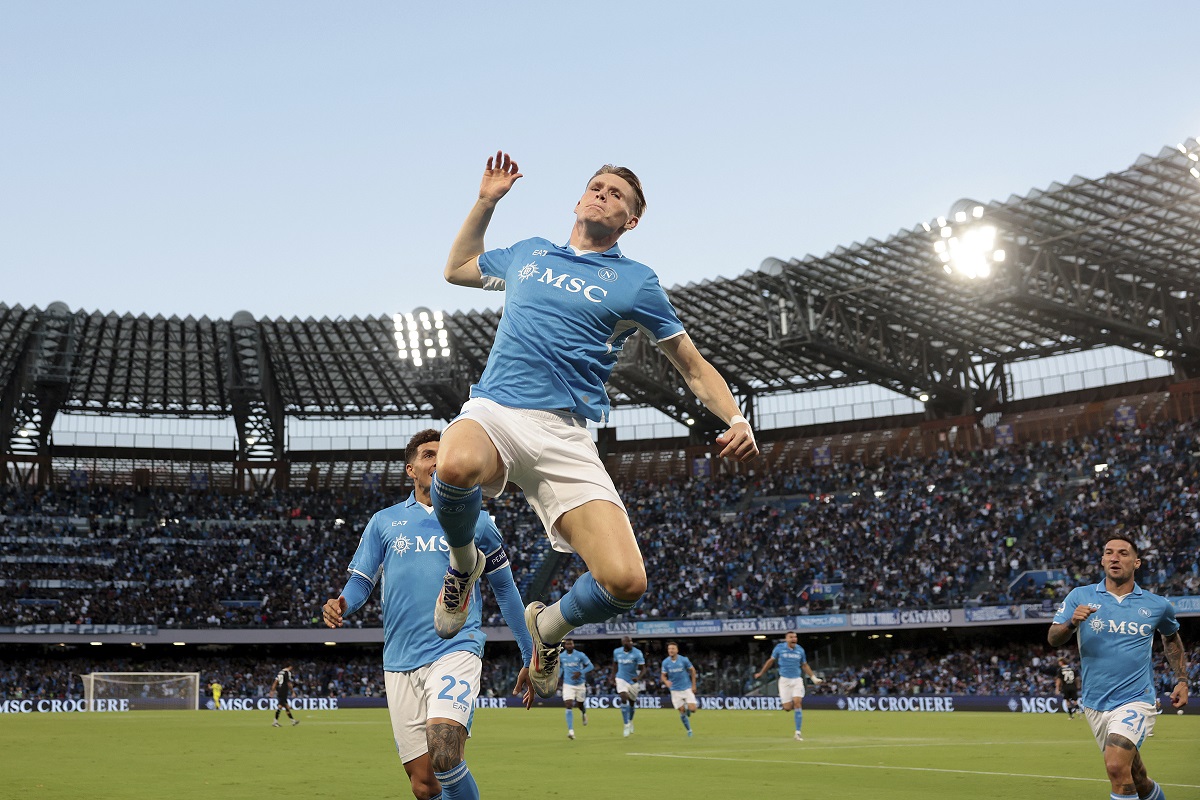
[597,267,618,283]
[1089,616,1105,633]
[536,268,609,303]
[391,534,412,557]
[518,263,540,281]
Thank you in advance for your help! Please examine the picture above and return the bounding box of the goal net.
[81,672,201,711]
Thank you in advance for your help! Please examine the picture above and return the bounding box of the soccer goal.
[81,672,201,711]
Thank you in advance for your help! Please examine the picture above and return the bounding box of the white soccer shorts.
[616,678,638,697]
[448,397,625,551]
[385,650,482,764]
[562,683,587,703]
[670,688,698,708]
[1083,701,1157,750]
[778,676,806,704]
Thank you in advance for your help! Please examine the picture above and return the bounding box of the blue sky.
[2,1,1197,320]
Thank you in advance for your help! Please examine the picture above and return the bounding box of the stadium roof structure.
[3,141,1199,468]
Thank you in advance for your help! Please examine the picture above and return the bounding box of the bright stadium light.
[1154,347,1167,358]
[931,203,1006,280]
[918,392,930,403]
[395,307,451,366]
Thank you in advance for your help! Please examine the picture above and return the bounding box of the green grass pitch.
[3,707,1198,799]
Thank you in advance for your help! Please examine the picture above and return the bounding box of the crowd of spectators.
[5,638,1197,703]
[2,418,1199,628]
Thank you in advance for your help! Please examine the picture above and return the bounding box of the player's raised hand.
[716,420,759,462]
[478,151,522,204]
[322,596,347,629]
[512,666,535,710]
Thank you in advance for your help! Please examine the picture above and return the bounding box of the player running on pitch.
[754,631,823,740]
[661,641,699,737]
[559,638,594,740]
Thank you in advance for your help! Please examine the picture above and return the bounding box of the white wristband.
[729,415,749,427]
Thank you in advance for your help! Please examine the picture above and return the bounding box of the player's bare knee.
[409,776,440,800]
[433,454,484,488]
[599,566,646,602]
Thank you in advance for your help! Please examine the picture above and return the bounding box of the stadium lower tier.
[2,624,1197,705]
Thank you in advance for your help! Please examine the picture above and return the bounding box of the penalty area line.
[625,753,1200,790]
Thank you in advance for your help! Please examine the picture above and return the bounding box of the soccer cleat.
[628,721,634,734]
[272,721,281,727]
[523,601,562,698]
[687,729,693,738]
[794,731,804,741]
[567,729,575,740]
[623,722,631,738]
[291,719,300,726]
[434,547,487,639]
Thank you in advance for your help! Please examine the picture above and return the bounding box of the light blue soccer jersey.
[347,494,511,672]
[613,646,646,682]
[475,237,686,422]
[560,649,594,686]
[661,655,694,688]
[771,643,807,679]
[1053,581,1179,711]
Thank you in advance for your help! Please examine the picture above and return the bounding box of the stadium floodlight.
[918,392,930,403]
[1154,347,1167,358]
[931,203,1006,280]
[394,307,451,367]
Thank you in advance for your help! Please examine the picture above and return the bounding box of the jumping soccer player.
[754,631,823,740]
[430,152,759,698]
[660,641,698,737]
[612,636,646,737]
[559,638,594,740]
[322,429,534,800]
[1056,657,1082,719]
[1048,536,1188,800]
[269,666,299,727]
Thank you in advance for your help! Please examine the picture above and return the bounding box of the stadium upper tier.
[3,142,1199,445]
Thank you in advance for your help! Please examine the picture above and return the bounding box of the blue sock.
[1111,793,1138,800]
[434,762,479,800]
[621,703,630,724]
[559,572,640,626]
[565,708,573,729]
[794,709,803,732]
[681,713,692,731]
[431,475,482,548]
[1143,781,1165,800]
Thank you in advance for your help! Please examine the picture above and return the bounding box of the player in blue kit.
[322,430,534,800]
[430,152,760,698]
[660,642,698,737]
[754,631,823,740]
[612,636,646,737]
[559,638,593,739]
[1048,536,1188,800]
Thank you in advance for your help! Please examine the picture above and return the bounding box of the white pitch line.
[660,739,1075,752]
[625,753,1200,790]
